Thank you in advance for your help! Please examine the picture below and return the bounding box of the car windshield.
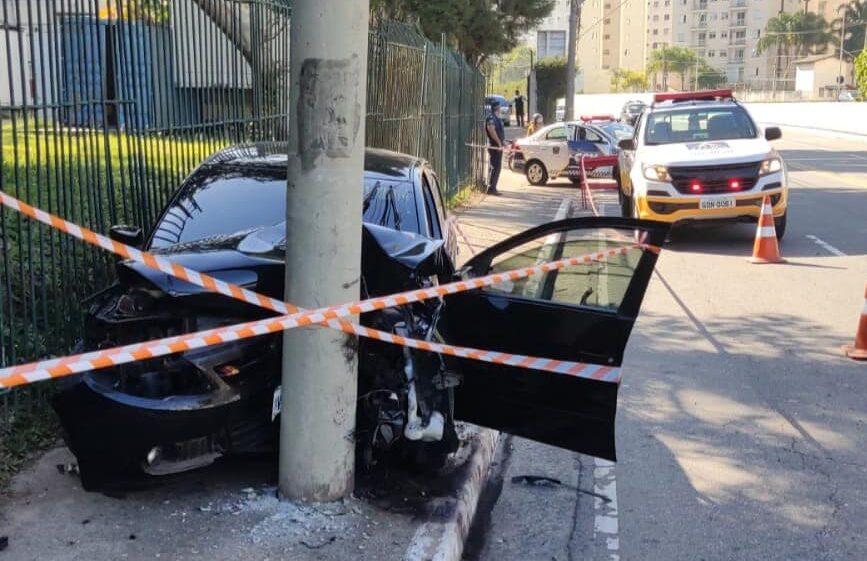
[600,122,634,140]
[150,165,420,249]
[644,106,757,145]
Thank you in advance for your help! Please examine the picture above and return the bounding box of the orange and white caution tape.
[464,142,520,153]
[0,313,621,389]
[0,242,648,387]
[0,190,659,387]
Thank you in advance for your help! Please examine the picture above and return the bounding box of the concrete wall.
[743,102,867,135]
[569,94,867,136]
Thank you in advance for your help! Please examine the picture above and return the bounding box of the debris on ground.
[510,475,563,487]
[55,463,79,476]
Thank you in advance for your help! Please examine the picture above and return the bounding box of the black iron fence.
[0,1,485,426]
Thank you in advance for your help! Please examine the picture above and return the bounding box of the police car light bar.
[653,89,733,104]
[580,114,616,122]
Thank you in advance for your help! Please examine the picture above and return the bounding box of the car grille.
[668,161,761,194]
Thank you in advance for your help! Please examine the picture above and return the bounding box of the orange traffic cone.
[843,284,867,360]
[749,195,786,264]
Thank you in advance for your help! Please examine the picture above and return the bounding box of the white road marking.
[805,234,847,257]
[593,457,620,561]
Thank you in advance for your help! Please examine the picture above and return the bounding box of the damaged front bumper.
[52,339,279,490]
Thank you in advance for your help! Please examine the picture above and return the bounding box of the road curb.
[403,429,500,561]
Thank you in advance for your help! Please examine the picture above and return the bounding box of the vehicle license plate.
[699,197,735,210]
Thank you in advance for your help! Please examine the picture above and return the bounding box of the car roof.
[201,143,422,182]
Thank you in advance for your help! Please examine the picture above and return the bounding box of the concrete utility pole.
[565,0,581,121]
[839,6,847,97]
[280,0,370,501]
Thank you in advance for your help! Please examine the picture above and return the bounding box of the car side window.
[584,128,604,143]
[546,126,568,141]
[420,171,443,240]
[424,168,448,226]
[633,114,644,143]
[483,228,644,312]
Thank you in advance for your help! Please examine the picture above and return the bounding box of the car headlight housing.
[642,164,672,182]
[759,157,783,176]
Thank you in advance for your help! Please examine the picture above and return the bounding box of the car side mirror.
[109,224,143,248]
[618,138,636,150]
[764,126,782,141]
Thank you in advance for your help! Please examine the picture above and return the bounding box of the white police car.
[616,90,788,238]
[509,117,627,185]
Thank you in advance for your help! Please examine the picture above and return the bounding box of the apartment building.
[576,0,648,93]
[523,0,572,61]
[647,0,676,52]
[662,0,846,89]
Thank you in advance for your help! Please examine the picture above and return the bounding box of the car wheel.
[570,177,582,186]
[621,192,633,218]
[525,161,548,186]
[774,210,787,241]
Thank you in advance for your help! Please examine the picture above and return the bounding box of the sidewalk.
[453,160,590,262]
[0,165,594,561]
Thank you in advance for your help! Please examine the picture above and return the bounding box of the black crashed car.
[52,144,668,490]
[620,100,647,126]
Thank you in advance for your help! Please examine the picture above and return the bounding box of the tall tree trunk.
[565,0,580,120]
[191,0,290,139]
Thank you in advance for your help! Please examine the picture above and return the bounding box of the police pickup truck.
[616,90,788,239]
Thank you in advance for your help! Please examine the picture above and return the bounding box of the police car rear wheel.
[526,161,548,186]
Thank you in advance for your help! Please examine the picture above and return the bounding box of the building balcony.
[729,20,747,29]
[729,38,746,45]
[731,0,747,7]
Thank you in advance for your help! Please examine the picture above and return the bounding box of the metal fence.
[0,2,485,426]
[367,21,486,197]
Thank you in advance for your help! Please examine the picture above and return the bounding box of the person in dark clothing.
[513,90,526,127]
[485,99,505,196]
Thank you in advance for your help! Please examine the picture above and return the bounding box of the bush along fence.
[0,1,486,429]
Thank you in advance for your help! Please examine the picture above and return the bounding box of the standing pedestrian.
[513,90,526,128]
[485,99,505,196]
[527,113,544,135]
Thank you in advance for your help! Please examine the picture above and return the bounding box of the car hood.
[118,223,446,296]
[640,138,770,166]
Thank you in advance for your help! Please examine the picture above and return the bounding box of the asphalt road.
[465,126,867,561]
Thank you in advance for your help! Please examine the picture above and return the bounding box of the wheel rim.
[528,164,544,183]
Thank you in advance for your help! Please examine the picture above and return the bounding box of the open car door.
[440,217,669,461]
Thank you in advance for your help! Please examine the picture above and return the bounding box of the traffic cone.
[749,195,786,264]
[843,284,867,360]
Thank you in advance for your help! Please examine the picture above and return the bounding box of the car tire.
[570,178,582,186]
[621,192,633,218]
[525,161,549,186]
[774,211,787,241]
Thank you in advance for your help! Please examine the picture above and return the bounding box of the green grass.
[0,119,231,486]
[446,181,481,211]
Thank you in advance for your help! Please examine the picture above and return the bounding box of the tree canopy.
[370,0,556,66]
[855,49,867,99]
[610,68,648,92]
[837,1,867,57]
[647,46,700,90]
[757,11,833,78]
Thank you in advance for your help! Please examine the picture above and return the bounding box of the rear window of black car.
[149,166,420,249]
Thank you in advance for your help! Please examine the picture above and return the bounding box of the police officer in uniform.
[485,99,505,196]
